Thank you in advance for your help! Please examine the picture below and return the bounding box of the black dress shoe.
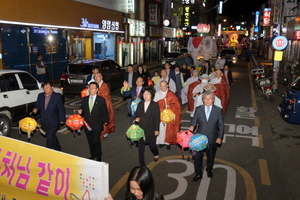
[207,170,213,178]
[89,157,95,160]
[166,145,171,150]
[96,157,102,162]
[158,144,165,148]
[127,113,131,117]
[154,156,159,162]
[192,175,202,182]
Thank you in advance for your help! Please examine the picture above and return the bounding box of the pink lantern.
[197,23,211,33]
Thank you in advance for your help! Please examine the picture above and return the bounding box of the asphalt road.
[9,59,300,200]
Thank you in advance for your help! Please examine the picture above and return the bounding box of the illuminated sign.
[262,8,272,26]
[80,18,100,29]
[182,0,195,4]
[128,19,145,37]
[274,50,283,61]
[183,6,190,27]
[294,30,300,40]
[31,27,58,35]
[102,20,119,31]
[149,4,158,25]
[125,0,135,13]
[254,26,259,33]
[218,1,223,14]
[255,11,260,26]
[272,36,288,50]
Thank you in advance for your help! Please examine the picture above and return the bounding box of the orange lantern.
[161,108,175,124]
[148,79,154,86]
[81,88,88,98]
[66,114,84,131]
[19,117,38,141]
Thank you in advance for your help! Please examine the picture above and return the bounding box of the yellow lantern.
[161,109,175,124]
[19,117,38,141]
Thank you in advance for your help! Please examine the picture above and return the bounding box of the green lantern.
[126,124,145,141]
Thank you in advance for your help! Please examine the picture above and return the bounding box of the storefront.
[122,19,146,66]
[163,27,180,52]
[0,0,123,80]
[148,26,163,61]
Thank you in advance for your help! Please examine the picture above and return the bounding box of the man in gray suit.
[189,91,224,181]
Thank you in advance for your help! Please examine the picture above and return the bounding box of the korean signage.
[0,137,109,199]
[272,36,288,50]
[273,0,281,23]
[149,4,158,25]
[218,1,223,14]
[183,6,190,27]
[274,50,283,61]
[182,0,195,4]
[125,0,135,13]
[102,20,120,31]
[294,30,300,40]
[80,18,120,31]
[284,0,298,16]
[163,0,172,20]
[262,8,272,26]
[163,27,176,38]
[128,19,145,37]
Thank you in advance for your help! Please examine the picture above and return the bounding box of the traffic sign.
[272,36,288,50]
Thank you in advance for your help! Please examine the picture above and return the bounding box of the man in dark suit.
[189,91,224,181]
[85,66,99,85]
[164,62,176,83]
[122,76,144,122]
[33,82,65,151]
[123,64,138,117]
[78,82,108,162]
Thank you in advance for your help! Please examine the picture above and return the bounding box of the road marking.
[257,134,264,148]
[57,127,68,133]
[259,159,271,186]
[113,101,127,108]
[110,172,129,197]
[254,116,260,127]
[110,155,257,200]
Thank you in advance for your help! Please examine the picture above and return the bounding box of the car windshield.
[165,53,181,58]
[67,64,93,74]
[291,77,300,90]
[221,50,235,55]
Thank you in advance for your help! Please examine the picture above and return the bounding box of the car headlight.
[232,57,236,60]
[171,61,176,65]
[162,61,166,64]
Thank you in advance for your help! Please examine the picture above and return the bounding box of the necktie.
[89,96,94,112]
[206,106,210,120]
[136,87,140,98]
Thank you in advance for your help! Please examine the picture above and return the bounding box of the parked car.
[179,48,189,56]
[0,70,62,136]
[60,59,125,95]
[161,52,182,66]
[219,48,238,64]
[278,76,300,124]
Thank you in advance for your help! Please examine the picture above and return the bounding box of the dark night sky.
[222,0,268,18]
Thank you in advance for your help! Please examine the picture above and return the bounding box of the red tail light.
[265,86,271,90]
[255,74,261,78]
[289,98,296,104]
[60,74,67,80]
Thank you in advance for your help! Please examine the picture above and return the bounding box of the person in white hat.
[190,83,222,118]
[193,74,210,99]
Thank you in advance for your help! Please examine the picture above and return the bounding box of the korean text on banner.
[0,137,109,200]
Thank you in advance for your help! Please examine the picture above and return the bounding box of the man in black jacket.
[78,82,108,161]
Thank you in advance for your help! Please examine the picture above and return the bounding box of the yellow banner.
[0,137,108,200]
[274,50,283,61]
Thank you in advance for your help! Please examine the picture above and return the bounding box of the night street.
[9,58,300,200]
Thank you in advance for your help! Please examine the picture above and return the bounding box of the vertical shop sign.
[149,4,158,25]
[126,0,135,13]
[183,6,190,27]
[262,8,271,26]
[163,0,172,20]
